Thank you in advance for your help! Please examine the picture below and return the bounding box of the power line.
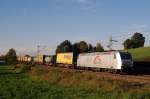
[37,45,50,61]
[107,32,150,50]
[107,36,118,50]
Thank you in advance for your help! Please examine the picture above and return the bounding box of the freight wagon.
[34,55,46,64]
[34,55,54,65]
[56,53,73,67]
[17,55,33,62]
[77,51,133,72]
[44,55,53,65]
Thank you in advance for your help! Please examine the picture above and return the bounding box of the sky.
[0,0,150,55]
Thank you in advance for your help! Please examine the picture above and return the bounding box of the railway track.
[45,65,150,84]
[95,72,150,84]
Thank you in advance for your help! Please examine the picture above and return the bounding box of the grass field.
[127,47,150,61]
[0,65,15,73]
[0,74,130,99]
[0,67,149,99]
[0,64,31,74]
[30,66,150,99]
[0,65,150,99]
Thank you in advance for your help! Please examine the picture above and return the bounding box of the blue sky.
[0,0,150,55]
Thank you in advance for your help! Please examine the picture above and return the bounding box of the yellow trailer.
[56,53,73,65]
[34,55,44,63]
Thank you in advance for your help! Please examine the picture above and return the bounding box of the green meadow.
[127,47,150,61]
[0,65,149,99]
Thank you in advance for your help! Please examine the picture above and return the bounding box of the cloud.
[76,0,92,3]
[131,24,148,32]
[76,0,96,3]
[54,0,97,12]
[75,0,97,11]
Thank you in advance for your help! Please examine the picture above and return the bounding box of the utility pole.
[37,45,40,62]
[107,36,118,50]
[37,45,49,61]
[37,45,47,55]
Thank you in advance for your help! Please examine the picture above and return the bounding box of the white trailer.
[77,51,133,70]
[45,56,52,63]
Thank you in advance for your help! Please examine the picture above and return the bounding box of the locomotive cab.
[119,52,134,71]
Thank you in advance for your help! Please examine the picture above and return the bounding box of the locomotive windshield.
[120,52,132,60]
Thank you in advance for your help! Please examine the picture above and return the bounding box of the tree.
[131,32,145,48]
[88,44,94,52]
[123,32,145,49]
[95,43,104,52]
[72,43,79,63]
[123,39,131,49]
[56,40,72,53]
[72,43,79,55]
[77,41,88,53]
[5,48,17,65]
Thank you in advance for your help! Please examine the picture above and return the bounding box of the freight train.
[17,51,133,73]
[17,55,55,65]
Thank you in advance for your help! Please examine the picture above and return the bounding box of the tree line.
[0,48,17,65]
[56,41,104,54]
[56,32,146,54]
[123,32,145,49]
[0,32,146,65]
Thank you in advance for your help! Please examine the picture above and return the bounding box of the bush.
[5,48,17,65]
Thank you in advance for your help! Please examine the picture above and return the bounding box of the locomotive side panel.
[77,52,119,69]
